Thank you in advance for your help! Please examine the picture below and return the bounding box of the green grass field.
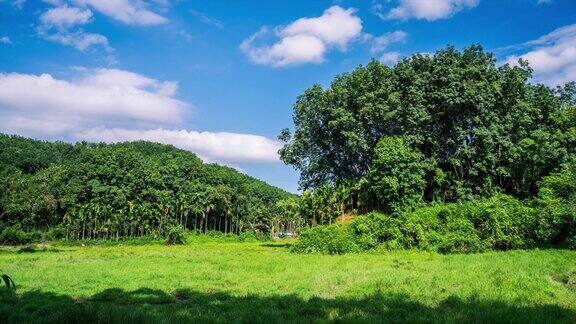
[1,239,575,323]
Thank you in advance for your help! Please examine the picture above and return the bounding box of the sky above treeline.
[1,0,575,193]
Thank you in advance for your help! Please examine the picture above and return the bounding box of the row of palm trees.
[61,189,303,240]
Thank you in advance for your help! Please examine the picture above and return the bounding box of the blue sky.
[1,0,575,193]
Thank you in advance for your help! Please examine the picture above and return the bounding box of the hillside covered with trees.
[0,135,298,241]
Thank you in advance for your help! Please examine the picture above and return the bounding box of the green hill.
[0,134,294,240]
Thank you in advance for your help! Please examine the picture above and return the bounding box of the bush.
[291,224,359,254]
[43,226,67,241]
[0,227,35,245]
[240,230,272,242]
[238,231,258,242]
[165,225,187,245]
[567,236,576,250]
[292,194,553,255]
[535,163,576,246]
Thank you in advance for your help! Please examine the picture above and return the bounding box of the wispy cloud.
[73,0,168,26]
[364,30,408,65]
[190,9,223,29]
[504,23,576,86]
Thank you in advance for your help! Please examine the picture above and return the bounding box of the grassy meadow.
[0,238,575,323]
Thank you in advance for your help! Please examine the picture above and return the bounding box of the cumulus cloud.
[73,0,168,26]
[0,36,11,44]
[381,0,479,21]
[0,68,281,164]
[504,23,576,86]
[37,1,167,52]
[240,6,362,67]
[75,128,282,163]
[37,5,110,52]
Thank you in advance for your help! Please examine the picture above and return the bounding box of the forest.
[0,135,299,243]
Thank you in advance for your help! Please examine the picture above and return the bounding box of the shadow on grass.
[16,245,62,254]
[260,242,293,249]
[1,287,574,323]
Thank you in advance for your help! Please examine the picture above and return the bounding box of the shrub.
[43,225,66,241]
[291,224,359,254]
[293,194,552,255]
[0,227,34,245]
[567,236,576,250]
[238,231,258,242]
[535,163,576,246]
[165,225,187,245]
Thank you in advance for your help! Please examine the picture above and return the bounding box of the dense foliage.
[293,159,576,254]
[0,135,297,242]
[361,137,426,214]
[292,191,576,254]
[280,45,576,205]
[284,45,576,254]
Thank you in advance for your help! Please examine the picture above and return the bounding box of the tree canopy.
[279,45,576,203]
[0,135,297,239]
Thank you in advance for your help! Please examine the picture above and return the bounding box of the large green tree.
[280,45,576,202]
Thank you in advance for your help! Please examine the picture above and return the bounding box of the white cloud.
[364,30,407,65]
[73,0,168,26]
[240,6,362,67]
[0,69,187,134]
[0,36,11,44]
[43,31,110,51]
[505,23,576,86]
[75,128,282,163]
[368,30,407,54]
[384,0,479,21]
[281,6,362,48]
[37,5,110,52]
[0,68,281,164]
[40,6,93,29]
[380,52,401,65]
[241,28,326,67]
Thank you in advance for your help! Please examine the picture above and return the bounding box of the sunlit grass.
[0,240,575,323]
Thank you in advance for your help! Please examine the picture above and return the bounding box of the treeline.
[0,135,300,242]
[280,45,576,253]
